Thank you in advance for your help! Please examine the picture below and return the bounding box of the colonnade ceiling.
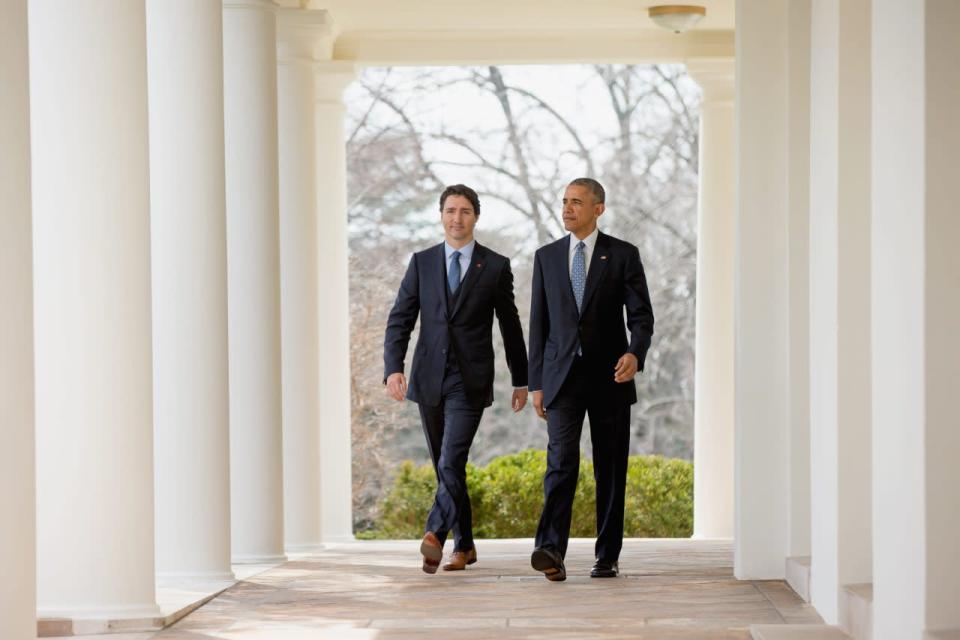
[276,0,735,65]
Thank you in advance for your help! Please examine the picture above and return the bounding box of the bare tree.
[346,64,700,531]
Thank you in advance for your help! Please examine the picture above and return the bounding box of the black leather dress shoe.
[590,560,619,578]
[531,547,566,582]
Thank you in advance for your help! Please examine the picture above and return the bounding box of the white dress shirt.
[568,227,600,277]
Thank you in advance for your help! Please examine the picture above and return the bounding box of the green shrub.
[355,460,437,540]
[358,449,692,539]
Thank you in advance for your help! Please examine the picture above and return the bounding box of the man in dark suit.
[384,184,528,574]
[528,178,654,581]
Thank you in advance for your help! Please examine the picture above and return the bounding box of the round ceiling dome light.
[648,5,707,33]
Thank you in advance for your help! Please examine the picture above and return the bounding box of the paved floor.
[79,539,822,639]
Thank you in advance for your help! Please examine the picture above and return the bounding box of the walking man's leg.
[534,401,586,559]
[588,403,630,577]
[531,372,586,583]
[419,401,466,550]
[421,371,482,572]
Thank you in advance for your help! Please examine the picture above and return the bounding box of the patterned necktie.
[572,241,586,311]
[448,250,461,294]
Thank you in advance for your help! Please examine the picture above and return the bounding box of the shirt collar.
[445,239,476,261]
[569,227,600,252]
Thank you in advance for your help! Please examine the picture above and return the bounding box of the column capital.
[314,60,357,103]
[277,8,335,64]
[686,58,734,104]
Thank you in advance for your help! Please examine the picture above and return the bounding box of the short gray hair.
[568,177,605,204]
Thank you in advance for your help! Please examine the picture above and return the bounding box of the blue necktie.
[572,241,586,311]
[448,250,461,294]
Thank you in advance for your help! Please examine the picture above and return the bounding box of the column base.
[285,542,325,554]
[156,570,236,586]
[840,583,872,640]
[691,533,735,541]
[749,625,850,640]
[231,552,288,565]
[321,533,356,544]
[37,603,162,620]
[37,574,247,637]
[38,604,164,637]
[785,556,812,602]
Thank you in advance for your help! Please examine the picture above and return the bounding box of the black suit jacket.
[384,242,528,408]
[528,231,654,408]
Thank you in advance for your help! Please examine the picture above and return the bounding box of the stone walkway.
[91,539,822,639]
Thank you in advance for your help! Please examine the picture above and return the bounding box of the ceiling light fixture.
[648,5,707,33]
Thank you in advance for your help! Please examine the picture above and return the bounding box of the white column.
[872,1,960,638]
[147,0,234,583]
[808,0,873,625]
[316,61,358,542]
[786,0,812,564]
[30,0,160,620]
[687,59,735,540]
[223,0,286,564]
[734,0,791,579]
[277,9,332,553]
[0,2,36,637]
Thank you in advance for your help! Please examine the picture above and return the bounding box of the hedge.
[357,449,692,539]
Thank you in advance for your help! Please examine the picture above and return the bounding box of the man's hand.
[613,352,638,383]
[532,390,546,421]
[385,372,407,401]
[512,388,528,412]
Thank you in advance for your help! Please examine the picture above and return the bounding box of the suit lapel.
[554,236,579,312]
[579,231,610,314]
[431,244,448,319]
[450,243,487,319]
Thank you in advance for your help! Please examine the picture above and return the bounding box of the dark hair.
[568,177,605,204]
[439,184,480,217]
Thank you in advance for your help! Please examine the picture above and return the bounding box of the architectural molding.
[223,0,277,11]
[333,29,734,66]
[277,7,334,63]
[686,57,735,102]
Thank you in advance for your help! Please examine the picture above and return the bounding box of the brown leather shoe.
[442,547,478,571]
[420,532,443,574]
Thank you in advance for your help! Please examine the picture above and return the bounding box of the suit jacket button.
[441,348,446,354]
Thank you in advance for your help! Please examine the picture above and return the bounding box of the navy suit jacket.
[383,242,528,408]
[528,231,654,408]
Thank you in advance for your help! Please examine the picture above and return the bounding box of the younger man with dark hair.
[384,184,529,573]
